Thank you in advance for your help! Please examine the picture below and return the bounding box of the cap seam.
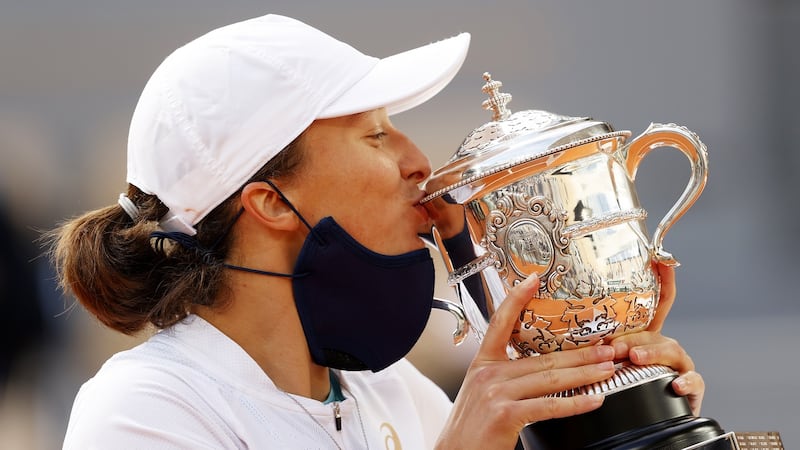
[231,45,322,191]
[159,62,231,193]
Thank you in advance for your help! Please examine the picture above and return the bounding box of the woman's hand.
[608,262,705,415]
[436,274,617,450]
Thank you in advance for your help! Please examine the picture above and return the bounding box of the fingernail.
[519,274,539,290]
[631,348,648,363]
[613,341,628,356]
[598,361,615,371]
[597,345,615,359]
[673,377,688,392]
[586,394,604,406]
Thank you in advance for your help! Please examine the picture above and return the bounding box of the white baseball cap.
[126,14,470,235]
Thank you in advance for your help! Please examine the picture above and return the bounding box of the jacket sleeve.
[62,363,238,450]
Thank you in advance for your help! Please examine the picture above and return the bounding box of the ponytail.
[45,186,231,334]
[45,135,304,334]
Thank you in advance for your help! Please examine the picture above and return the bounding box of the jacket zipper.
[333,402,342,431]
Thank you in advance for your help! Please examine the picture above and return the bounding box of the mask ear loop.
[222,180,317,279]
[263,179,324,245]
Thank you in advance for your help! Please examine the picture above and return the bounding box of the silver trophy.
[426,74,783,449]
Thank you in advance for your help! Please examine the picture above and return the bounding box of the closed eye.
[370,132,388,140]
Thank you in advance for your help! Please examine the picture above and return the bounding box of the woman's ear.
[240,182,299,231]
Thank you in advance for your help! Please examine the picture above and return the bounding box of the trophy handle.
[432,297,470,346]
[622,123,708,265]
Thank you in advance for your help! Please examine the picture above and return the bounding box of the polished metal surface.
[431,297,469,346]
[425,74,709,363]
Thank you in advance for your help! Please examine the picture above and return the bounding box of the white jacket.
[63,314,453,449]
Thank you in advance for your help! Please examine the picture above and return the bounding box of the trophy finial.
[481,72,512,121]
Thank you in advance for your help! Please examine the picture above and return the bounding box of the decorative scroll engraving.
[452,110,572,161]
[562,294,619,344]
[500,202,659,354]
[484,192,571,296]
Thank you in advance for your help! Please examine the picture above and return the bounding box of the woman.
[49,14,703,449]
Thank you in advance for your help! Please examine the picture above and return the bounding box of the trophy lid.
[423,73,629,203]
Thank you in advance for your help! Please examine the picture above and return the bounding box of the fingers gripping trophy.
[424,74,774,449]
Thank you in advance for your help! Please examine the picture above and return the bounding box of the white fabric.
[126,14,470,235]
[62,315,453,449]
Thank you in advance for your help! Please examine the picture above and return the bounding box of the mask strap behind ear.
[264,179,323,245]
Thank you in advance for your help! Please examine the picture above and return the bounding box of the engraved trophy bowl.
[424,74,736,449]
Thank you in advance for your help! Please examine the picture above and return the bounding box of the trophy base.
[520,375,725,450]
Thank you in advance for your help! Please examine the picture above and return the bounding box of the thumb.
[476,273,540,361]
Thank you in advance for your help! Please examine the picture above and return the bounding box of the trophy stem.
[520,365,726,450]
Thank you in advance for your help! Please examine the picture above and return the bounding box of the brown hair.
[46,136,305,335]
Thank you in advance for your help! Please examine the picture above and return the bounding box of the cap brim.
[318,32,470,119]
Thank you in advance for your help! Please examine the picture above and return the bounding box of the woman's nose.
[397,132,432,183]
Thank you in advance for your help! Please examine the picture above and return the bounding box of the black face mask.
[226,183,435,372]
